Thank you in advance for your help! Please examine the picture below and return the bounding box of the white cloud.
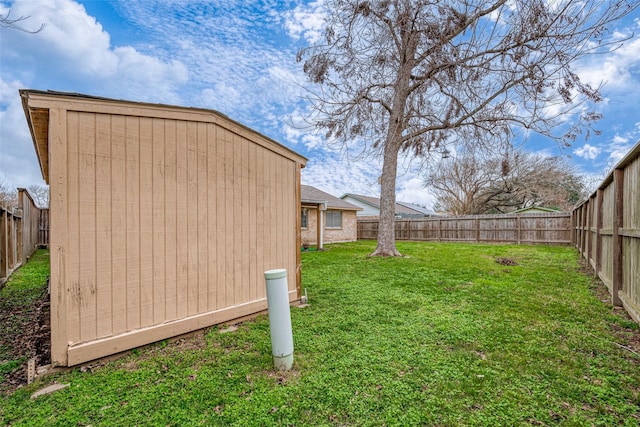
[573,144,601,160]
[302,153,436,209]
[283,0,326,44]
[0,0,188,101]
[397,177,436,209]
[578,36,640,92]
[612,134,628,144]
[0,79,46,188]
[302,154,380,198]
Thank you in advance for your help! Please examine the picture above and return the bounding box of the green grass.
[1,242,639,426]
[0,250,50,382]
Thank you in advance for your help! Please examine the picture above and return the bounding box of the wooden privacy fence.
[573,140,640,325]
[0,189,49,285]
[0,204,21,284]
[358,212,571,244]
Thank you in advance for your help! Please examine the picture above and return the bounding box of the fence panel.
[18,188,42,261]
[573,139,640,325]
[358,212,571,245]
[0,205,21,285]
[39,208,50,247]
[0,189,48,286]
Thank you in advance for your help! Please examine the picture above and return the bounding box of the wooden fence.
[0,189,49,286]
[573,140,640,325]
[358,212,571,244]
[0,204,21,285]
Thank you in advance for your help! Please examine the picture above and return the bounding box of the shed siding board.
[215,127,226,311]
[95,113,112,338]
[197,122,208,314]
[206,124,218,311]
[139,117,154,328]
[233,133,243,306]
[185,121,196,316]
[241,136,250,303]
[152,118,166,324]
[224,128,234,307]
[24,91,304,366]
[256,147,265,299]
[49,108,68,366]
[111,114,127,335]
[249,142,258,302]
[125,115,141,331]
[66,112,81,345]
[175,120,188,320]
[165,119,178,320]
[79,112,96,342]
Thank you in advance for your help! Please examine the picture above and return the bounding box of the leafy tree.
[297,0,638,256]
[426,148,587,214]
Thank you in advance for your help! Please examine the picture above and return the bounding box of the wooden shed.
[20,90,306,367]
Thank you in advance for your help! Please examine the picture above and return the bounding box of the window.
[301,208,308,228]
[325,210,342,228]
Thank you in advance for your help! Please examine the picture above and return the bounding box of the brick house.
[301,185,361,248]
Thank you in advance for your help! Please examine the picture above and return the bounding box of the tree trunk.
[371,141,402,257]
[370,16,417,257]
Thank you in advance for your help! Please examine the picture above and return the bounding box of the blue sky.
[1,0,639,208]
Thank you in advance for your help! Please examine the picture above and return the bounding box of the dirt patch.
[0,289,51,394]
[495,257,518,266]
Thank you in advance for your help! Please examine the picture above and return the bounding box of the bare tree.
[0,176,18,209]
[0,9,44,33]
[426,149,587,214]
[297,0,638,256]
[27,184,49,208]
[426,150,495,215]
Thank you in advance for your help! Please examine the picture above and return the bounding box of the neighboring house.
[340,193,439,219]
[301,185,362,247]
[511,206,562,214]
[21,89,307,367]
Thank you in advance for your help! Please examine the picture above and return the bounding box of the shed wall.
[49,109,300,366]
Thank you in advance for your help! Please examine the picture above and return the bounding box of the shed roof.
[301,185,361,211]
[20,89,307,183]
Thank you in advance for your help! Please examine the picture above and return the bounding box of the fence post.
[581,205,587,257]
[0,208,6,280]
[570,209,575,247]
[612,168,624,307]
[475,217,480,243]
[586,197,592,268]
[595,189,604,278]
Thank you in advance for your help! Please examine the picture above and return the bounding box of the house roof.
[340,193,436,216]
[511,206,562,214]
[396,201,439,216]
[301,186,361,211]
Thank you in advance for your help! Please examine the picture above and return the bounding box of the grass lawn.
[1,242,639,426]
[0,249,50,388]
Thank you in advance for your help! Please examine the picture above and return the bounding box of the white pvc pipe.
[264,269,294,370]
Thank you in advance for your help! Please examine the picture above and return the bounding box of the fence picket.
[357,212,571,245]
